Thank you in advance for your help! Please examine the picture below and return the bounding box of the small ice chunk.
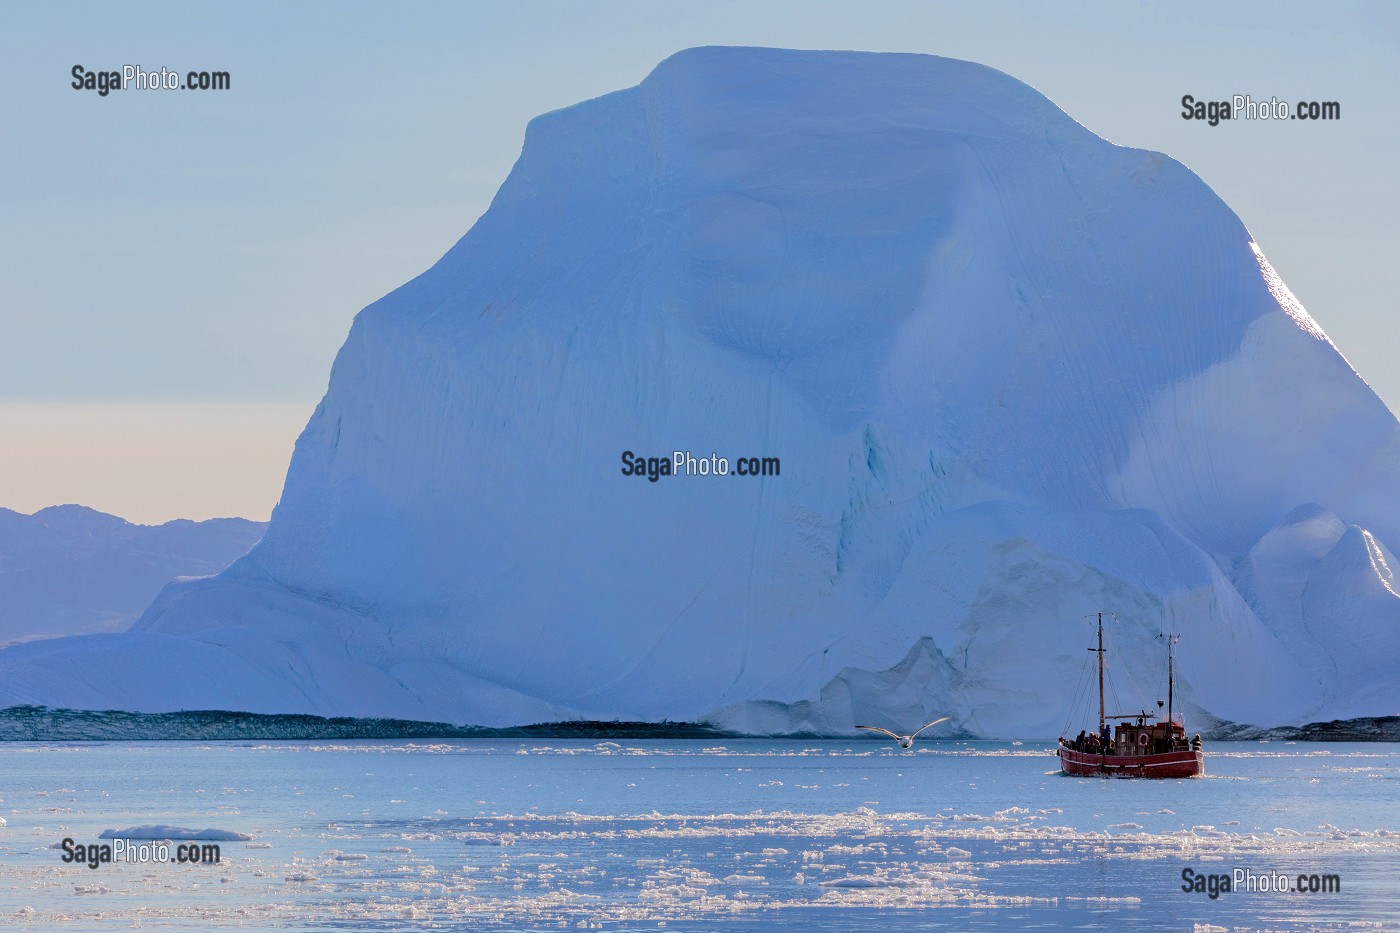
[818,876,881,888]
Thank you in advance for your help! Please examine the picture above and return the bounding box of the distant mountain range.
[0,505,265,644]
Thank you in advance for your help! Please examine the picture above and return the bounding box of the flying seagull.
[856,717,951,749]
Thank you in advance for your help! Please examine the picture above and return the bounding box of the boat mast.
[1167,633,1175,726]
[1091,612,1105,736]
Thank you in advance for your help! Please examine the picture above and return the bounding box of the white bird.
[856,717,950,748]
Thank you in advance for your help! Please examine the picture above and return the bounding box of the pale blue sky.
[1,1,1397,521]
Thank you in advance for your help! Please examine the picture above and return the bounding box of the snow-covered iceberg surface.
[2,47,1398,738]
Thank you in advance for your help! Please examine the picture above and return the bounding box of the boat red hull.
[1058,746,1204,778]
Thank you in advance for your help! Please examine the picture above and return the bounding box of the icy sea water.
[0,740,1396,932]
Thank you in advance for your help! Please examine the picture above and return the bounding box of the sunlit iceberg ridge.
[3,47,1399,739]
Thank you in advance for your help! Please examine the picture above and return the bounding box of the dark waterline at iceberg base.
[0,739,1396,931]
[2,705,1397,743]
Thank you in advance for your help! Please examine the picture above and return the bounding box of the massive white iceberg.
[2,47,1397,737]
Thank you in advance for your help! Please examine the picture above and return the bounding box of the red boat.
[1057,613,1204,779]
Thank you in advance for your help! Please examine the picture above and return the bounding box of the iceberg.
[2,47,1398,737]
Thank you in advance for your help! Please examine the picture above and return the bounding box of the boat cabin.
[1113,714,1191,756]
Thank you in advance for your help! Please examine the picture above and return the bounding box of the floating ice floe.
[462,834,515,846]
[98,825,253,841]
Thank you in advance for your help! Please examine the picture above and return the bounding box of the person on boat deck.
[1100,723,1111,749]
[1076,730,1087,750]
